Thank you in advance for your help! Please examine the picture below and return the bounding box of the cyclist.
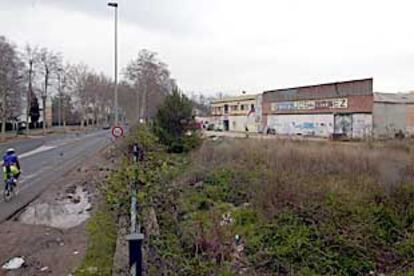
[3,148,21,185]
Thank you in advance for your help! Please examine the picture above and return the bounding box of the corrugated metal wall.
[406,106,414,134]
[373,103,414,137]
[263,78,373,102]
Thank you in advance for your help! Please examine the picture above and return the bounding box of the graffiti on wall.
[271,98,348,112]
[267,114,334,137]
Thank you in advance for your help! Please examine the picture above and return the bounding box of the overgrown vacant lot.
[117,131,414,275]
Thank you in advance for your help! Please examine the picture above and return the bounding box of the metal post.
[128,143,143,276]
[114,4,119,125]
[108,2,119,126]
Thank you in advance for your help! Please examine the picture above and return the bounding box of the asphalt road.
[0,130,112,223]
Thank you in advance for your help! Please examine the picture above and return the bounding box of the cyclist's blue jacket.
[3,153,19,167]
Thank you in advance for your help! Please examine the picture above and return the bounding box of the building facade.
[373,92,414,137]
[210,94,261,132]
[262,79,373,138]
[262,79,374,138]
[209,79,414,139]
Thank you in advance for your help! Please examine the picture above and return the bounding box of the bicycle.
[3,173,16,202]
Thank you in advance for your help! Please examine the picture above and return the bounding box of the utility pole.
[108,2,119,126]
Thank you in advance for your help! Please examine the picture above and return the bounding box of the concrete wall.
[373,103,414,137]
[267,113,372,138]
[267,114,334,137]
[352,114,372,138]
[255,95,264,132]
[228,115,256,132]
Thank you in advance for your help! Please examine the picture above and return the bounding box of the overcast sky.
[1,0,413,96]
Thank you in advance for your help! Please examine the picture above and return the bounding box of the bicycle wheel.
[3,182,13,202]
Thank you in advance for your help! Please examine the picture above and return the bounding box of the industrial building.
[210,94,261,132]
[208,78,414,139]
[262,78,373,138]
[373,92,414,137]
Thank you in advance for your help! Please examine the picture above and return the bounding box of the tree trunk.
[63,106,67,131]
[136,89,141,122]
[94,106,98,127]
[140,83,147,122]
[42,96,47,135]
[26,61,33,136]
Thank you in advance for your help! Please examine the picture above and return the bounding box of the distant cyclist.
[3,148,21,185]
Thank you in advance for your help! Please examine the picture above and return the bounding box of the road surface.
[0,130,112,223]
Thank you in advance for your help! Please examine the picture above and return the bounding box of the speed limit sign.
[112,126,124,138]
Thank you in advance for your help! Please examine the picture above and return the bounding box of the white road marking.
[19,145,57,159]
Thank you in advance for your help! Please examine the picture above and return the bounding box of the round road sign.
[112,126,124,138]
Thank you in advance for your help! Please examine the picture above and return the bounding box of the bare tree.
[55,64,70,128]
[125,49,172,122]
[38,47,61,133]
[0,36,24,137]
[67,63,90,128]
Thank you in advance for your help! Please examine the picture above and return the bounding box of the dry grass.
[181,138,414,274]
[133,130,414,275]
[194,138,413,200]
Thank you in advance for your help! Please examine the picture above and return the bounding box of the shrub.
[153,87,201,153]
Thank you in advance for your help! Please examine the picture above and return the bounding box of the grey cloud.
[10,0,208,35]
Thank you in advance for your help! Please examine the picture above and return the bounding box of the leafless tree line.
[0,35,176,138]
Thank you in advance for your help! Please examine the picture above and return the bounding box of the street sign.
[112,126,124,138]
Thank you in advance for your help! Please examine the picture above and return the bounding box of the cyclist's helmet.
[6,148,15,154]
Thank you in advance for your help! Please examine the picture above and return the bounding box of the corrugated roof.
[211,94,257,104]
[374,92,414,104]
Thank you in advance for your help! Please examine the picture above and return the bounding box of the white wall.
[267,114,334,137]
[352,114,372,138]
[228,115,256,132]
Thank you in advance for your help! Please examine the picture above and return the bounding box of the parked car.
[102,123,111,130]
[207,124,215,131]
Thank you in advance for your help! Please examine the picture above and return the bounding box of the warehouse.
[373,92,414,138]
[262,79,374,138]
[210,94,261,132]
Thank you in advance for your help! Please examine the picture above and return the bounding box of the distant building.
[208,78,414,139]
[210,94,261,132]
[373,92,414,137]
[262,78,373,138]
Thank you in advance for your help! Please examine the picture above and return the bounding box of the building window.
[224,104,229,114]
[251,104,255,112]
[241,105,245,111]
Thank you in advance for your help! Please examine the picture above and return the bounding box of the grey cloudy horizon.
[1,0,414,96]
